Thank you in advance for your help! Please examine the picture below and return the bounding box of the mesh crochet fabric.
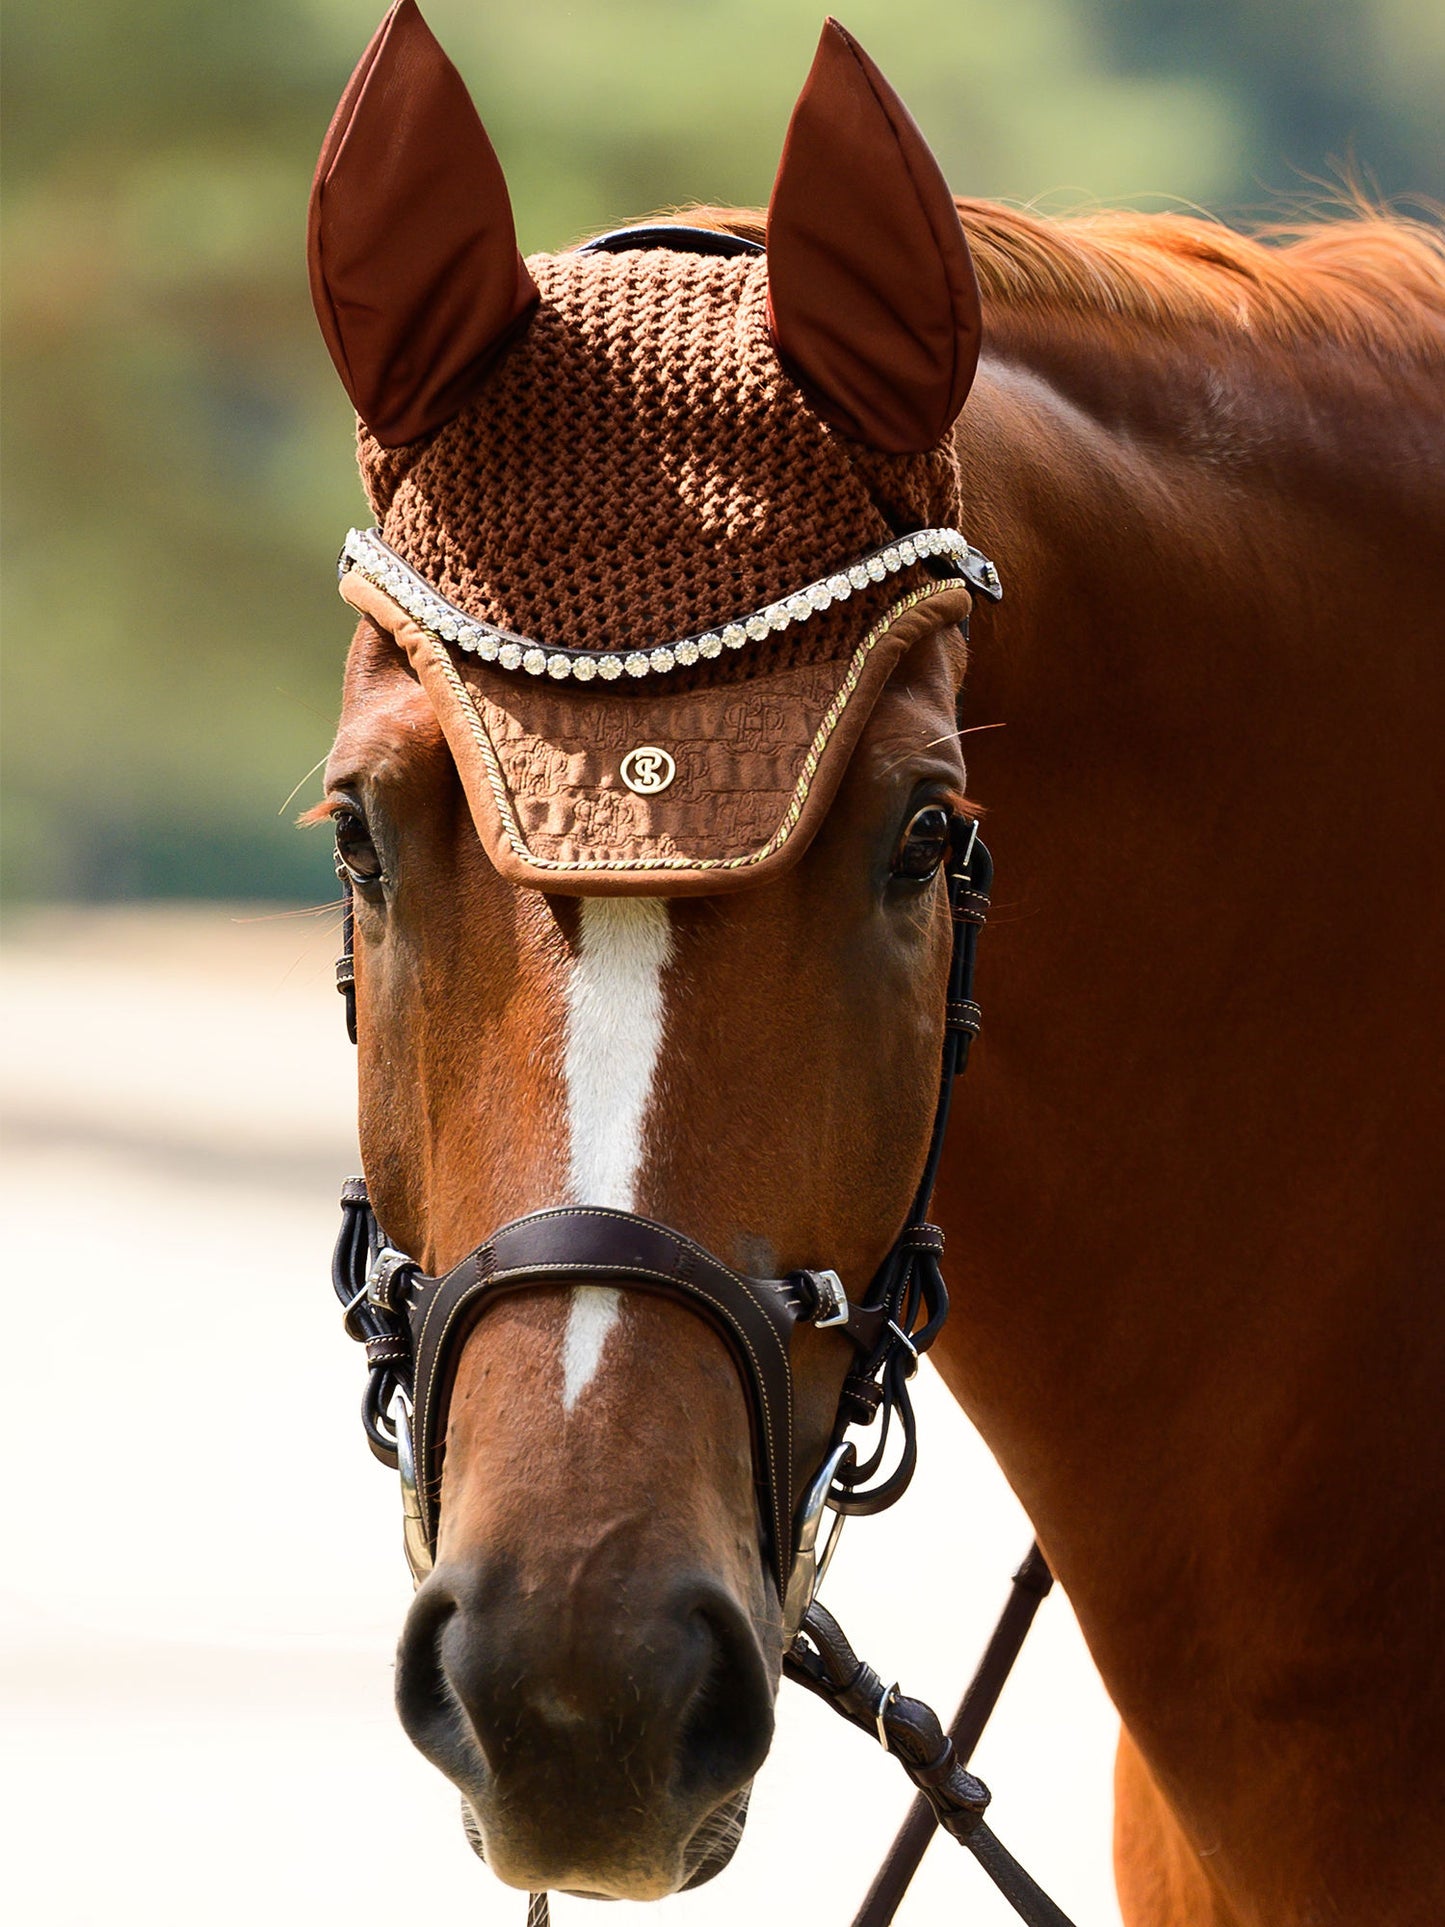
[355,248,963,682]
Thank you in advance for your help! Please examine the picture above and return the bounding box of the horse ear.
[307,0,538,448]
[766,18,981,454]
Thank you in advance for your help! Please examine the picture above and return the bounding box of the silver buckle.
[782,1441,854,1642]
[804,1267,849,1329]
[875,1680,900,1750]
[887,1318,920,1378]
[367,1245,413,1314]
[339,1280,369,1339]
[388,1386,434,1589]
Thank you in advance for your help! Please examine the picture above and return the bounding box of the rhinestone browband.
[338,526,999,684]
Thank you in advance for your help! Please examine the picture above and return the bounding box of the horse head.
[311,4,992,1900]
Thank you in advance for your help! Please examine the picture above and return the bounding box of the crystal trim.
[338,525,979,684]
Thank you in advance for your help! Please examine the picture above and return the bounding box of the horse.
[306,6,1445,1922]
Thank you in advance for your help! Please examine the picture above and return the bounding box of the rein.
[328,823,1079,1926]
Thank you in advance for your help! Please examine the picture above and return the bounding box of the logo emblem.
[619,746,676,795]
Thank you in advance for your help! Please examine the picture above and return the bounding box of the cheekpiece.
[339,525,999,685]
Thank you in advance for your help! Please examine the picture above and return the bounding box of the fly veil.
[310,2,997,897]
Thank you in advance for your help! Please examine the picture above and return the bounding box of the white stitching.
[416,1271,788,1566]
[414,1215,794,1563]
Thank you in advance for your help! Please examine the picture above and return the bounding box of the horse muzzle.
[396,1552,774,1898]
[358,1210,899,1898]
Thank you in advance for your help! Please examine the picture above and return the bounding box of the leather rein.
[329,818,1078,1927]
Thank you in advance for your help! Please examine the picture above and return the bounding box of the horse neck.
[929,322,1445,1911]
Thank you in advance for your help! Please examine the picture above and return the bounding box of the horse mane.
[677,199,1445,366]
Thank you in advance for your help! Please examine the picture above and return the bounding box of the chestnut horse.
[309,8,1445,1923]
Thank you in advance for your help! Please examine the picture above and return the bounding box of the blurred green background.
[3,0,1441,902]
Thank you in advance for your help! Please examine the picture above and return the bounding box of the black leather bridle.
[326,217,1074,1927]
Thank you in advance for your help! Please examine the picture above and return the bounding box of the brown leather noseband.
[360,1201,896,1598]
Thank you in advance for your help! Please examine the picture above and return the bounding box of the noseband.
[334,817,991,1629]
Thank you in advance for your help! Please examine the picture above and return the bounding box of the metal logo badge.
[619,746,676,795]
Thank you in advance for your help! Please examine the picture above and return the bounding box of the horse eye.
[334,809,383,887]
[891,805,952,881]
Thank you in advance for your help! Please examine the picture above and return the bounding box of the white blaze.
[560,897,673,1409]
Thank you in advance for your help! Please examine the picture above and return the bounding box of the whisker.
[230,900,346,925]
[277,754,331,816]
[274,685,342,727]
[879,720,1006,778]
[688,1791,749,1870]
[277,921,347,989]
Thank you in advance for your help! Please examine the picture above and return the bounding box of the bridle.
[331,822,1074,1927]
[326,223,1075,1927]
[335,812,987,1596]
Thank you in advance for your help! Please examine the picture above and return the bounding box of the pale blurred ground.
[0,905,1122,1926]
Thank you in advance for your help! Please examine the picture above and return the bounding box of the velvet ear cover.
[307,0,538,447]
[767,19,981,453]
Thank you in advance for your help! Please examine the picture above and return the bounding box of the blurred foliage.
[2,0,1440,899]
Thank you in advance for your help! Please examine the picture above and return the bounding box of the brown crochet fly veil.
[310,4,1000,895]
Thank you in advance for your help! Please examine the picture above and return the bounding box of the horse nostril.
[671,1583,775,1803]
[395,1577,474,1779]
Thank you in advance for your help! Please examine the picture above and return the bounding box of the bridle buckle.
[782,1441,854,1642]
[887,1317,921,1379]
[874,1680,900,1751]
[803,1267,849,1328]
[387,1385,433,1589]
[367,1245,415,1314]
